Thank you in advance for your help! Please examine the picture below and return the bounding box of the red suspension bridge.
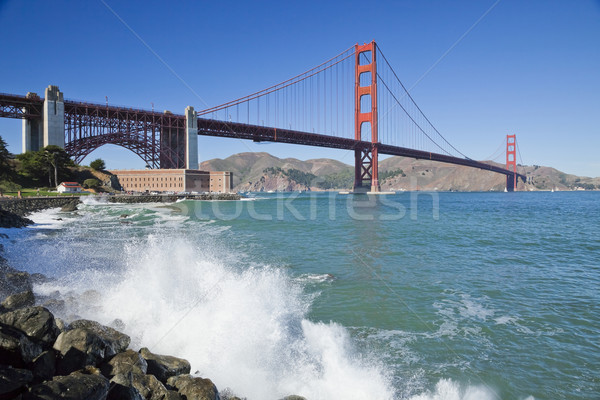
[0,41,526,191]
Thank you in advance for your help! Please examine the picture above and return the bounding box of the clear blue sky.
[1,0,599,176]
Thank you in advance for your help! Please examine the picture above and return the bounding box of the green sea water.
[2,191,598,399]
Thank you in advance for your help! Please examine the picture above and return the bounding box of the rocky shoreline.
[0,198,80,229]
[0,193,242,229]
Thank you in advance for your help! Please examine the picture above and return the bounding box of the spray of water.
[40,230,393,399]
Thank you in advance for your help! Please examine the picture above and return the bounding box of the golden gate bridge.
[0,41,526,191]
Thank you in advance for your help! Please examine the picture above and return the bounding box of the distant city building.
[57,182,83,193]
[109,169,233,193]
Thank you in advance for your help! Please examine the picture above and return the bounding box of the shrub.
[90,159,106,170]
[83,178,101,189]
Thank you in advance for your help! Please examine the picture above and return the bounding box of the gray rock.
[0,269,32,300]
[55,317,67,332]
[54,328,106,374]
[108,374,145,400]
[29,273,51,285]
[131,372,172,400]
[68,319,130,355]
[42,298,66,314]
[280,396,307,400]
[0,322,43,367]
[1,289,35,310]
[23,371,109,400]
[140,347,191,384]
[0,364,33,398]
[31,350,56,382]
[100,349,148,377]
[60,201,78,212]
[166,374,219,400]
[53,320,129,375]
[0,306,60,346]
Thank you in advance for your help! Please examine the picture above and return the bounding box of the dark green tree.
[16,146,74,187]
[83,178,101,189]
[90,158,106,171]
[0,136,13,179]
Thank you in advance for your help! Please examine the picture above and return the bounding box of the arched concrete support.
[185,106,198,169]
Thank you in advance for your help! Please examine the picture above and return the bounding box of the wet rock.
[53,320,130,375]
[0,364,33,398]
[60,201,78,212]
[218,388,242,400]
[31,350,56,382]
[140,347,191,384]
[54,318,67,333]
[42,298,66,314]
[166,374,219,400]
[0,306,60,346]
[23,371,109,400]
[29,273,51,285]
[100,349,148,377]
[109,380,146,400]
[0,208,33,228]
[1,289,35,310]
[0,322,43,367]
[110,318,126,331]
[68,319,130,355]
[131,372,173,400]
[0,269,33,300]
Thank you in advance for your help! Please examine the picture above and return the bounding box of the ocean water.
[1,191,598,399]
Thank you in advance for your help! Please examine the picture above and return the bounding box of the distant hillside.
[199,153,600,192]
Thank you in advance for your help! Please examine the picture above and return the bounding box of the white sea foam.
[48,234,394,400]
[23,207,70,230]
[408,379,497,400]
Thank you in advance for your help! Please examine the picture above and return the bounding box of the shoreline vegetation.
[0,198,302,400]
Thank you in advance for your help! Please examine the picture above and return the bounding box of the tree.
[16,146,74,187]
[83,178,101,189]
[90,158,106,171]
[43,146,73,187]
[0,135,13,179]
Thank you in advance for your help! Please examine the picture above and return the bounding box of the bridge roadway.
[198,118,527,181]
[0,93,525,182]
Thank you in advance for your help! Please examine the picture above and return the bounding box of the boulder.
[29,273,51,285]
[60,201,78,212]
[23,371,110,400]
[0,306,60,346]
[0,322,43,367]
[0,289,35,310]
[0,269,32,300]
[108,374,145,400]
[0,364,33,398]
[68,319,130,354]
[53,321,129,375]
[54,317,67,333]
[131,372,173,400]
[31,350,56,382]
[109,381,146,400]
[140,347,191,384]
[100,349,148,378]
[280,396,307,400]
[166,374,219,400]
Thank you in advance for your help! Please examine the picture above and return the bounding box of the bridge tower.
[22,85,64,152]
[354,41,380,193]
[506,134,517,191]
